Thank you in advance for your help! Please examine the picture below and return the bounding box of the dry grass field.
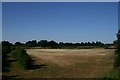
[24,48,115,78]
[3,48,115,78]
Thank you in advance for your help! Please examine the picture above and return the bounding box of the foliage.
[14,42,24,46]
[101,69,119,79]
[26,40,37,47]
[114,54,120,67]
[38,40,48,47]
[114,30,120,68]
[2,41,12,54]
[2,41,12,72]
[2,41,32,70]
[24,40,105,49]
[11,47,32,69]
[9,39,107,49]
[11,49,17,58]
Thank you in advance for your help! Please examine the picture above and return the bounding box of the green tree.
[14,42,24,47]
[38,40,48,47]
[114,30,120,67]
[26,40,37,47]
[2,41,12,72]
[48,40,58,48]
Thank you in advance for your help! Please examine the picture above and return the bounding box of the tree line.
[13,40,107,49]
[1,38,119,77]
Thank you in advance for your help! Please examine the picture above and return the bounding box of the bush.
[11,49,17,58]
[19,51,32,69]
[11,47,32,69]
[114,54,120,67]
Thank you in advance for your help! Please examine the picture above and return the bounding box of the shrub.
[19,51,32,69]
[11,47,32,69]
[114,54,120,67]
[11,49,17,58]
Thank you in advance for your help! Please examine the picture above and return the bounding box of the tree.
[80,42,85,46]
[48,40,58,48]
[2,41,12,54]
[84,42,88,46]
[2,41,12,72]
[31,40,37,46]
[59,42,64,46]
[114,30,120,67]
[26,40,37,47]
[59,42,65,48]
[95,41,104,47]
[38,40,48,47]
[14,42,23,46]
[87,42,91,46]
[92,41,96,46]
[113,40,117,45]
[26,41,32,47]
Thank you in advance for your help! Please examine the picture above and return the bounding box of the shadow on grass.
[2,75,19,79]
[2,55,11,72]
[9,75,19,78]
[29,64,46,70]
[3,58,18,72]
[28,59,46,70]
[9,59,17,62]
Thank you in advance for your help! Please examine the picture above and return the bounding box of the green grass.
[2,56,63,78]
[101,68,119,79]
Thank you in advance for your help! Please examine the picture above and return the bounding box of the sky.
[1,0,119,2]
[2,2,118,43]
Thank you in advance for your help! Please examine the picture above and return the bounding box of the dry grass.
[25,48,115,78]
[3,49,115,78]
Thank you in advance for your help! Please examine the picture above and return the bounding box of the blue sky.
[2,2,118,43]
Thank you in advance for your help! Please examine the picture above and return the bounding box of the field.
[26,48,115,78]
[3,48,115,78]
